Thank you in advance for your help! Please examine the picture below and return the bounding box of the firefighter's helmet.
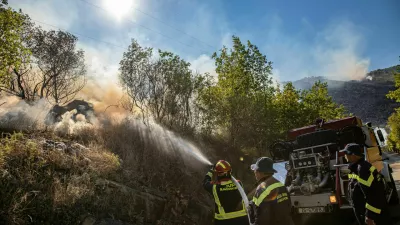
[214,160,232,174]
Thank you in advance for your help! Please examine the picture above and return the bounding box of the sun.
[103,0,134,20]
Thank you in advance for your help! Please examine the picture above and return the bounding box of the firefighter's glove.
[206,166,214,178]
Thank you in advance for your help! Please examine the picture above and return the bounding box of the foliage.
[387,109,400,151]
[0,4,31,84]
[386,58,400,150]
[386,57,400,102]
[273,81,346,139]
[119,39,206,131]
[197,35,275,154]
[0,12,87,104]
[30,29,86,104]
[273,82,304,136]
[300,81,346,123]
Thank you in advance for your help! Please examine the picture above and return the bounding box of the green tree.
[386,58,400,151]
[0,3,31,84]
[387,110,400,152]
[198,35,275,155]
[274,82,304,137]
[273,81,346,140]
[386,57,400,101]
[300,81,346,123]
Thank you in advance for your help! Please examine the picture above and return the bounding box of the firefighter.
[341,143,393,225]
[248,157,294,225]
[203,160,249,225]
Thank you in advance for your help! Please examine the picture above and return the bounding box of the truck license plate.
[298,207,326,214]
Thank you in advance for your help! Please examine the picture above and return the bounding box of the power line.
[79,0,211,55]
[31,19,126,50]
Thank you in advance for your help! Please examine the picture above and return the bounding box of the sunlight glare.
[103,0,134,20]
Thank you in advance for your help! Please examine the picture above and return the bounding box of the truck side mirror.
[376,129,385,143]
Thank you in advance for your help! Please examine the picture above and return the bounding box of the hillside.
[288,65,400,126]
[0,100,218,225]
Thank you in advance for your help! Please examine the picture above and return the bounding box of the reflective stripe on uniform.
[252,182,285,206]
[347,166,376,187]
[366,203,381,214]
[206,172,213,177]
[212,184,247,220]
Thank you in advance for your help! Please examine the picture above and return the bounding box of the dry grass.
[68,117,215,223]
[0,114,227,224]
[0,132,121,225]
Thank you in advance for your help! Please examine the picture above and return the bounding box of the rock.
[41,139,89,155]
[41,139,67,151]
[71,142,89,152]
[67,142,88,155]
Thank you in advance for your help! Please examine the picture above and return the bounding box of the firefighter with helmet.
[248,157,294,225]
[341,143,393,225]
[203,160,249,225]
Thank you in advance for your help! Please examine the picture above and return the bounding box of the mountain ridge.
[287,65,400,126]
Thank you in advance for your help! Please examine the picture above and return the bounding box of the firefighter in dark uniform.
[341,143,393,225]
[248,157,294,225]
[203,160,249,225]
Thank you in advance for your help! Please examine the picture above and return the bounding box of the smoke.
[77,80,130,117]
[266,19,370,82]
[0,96,51,131]
[52,109,93,136]
[312,20,371,81]
[0,79,211,167]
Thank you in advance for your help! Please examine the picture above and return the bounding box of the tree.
[119,39,153,121]
[0,12,35,100]
[300,81,346,122]
[273,81,346,141]
[30,29,86,104]
[274,82,304,137]
[197,35,275,155]
[0,3,31,85]
[386,57,400,150]
[387,110,400,152]
[386,57,400,102]
[119,39,203,131]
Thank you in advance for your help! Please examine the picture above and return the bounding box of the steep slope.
[288,65,400,126]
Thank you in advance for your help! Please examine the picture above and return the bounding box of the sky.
[9,0,400,83]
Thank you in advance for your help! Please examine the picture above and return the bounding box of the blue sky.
[9,0,400,83]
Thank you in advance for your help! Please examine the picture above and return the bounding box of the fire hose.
[231,175,253,225]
